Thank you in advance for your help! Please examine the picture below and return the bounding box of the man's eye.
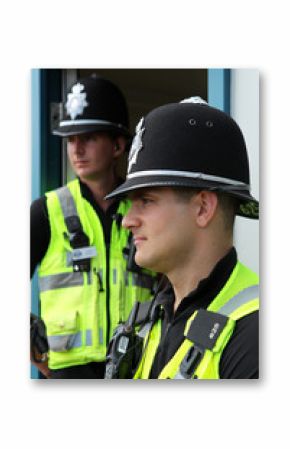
[83,134,96,142]
[141,197,153,205]
[67,134,95,143]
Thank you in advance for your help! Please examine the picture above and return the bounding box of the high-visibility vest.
[133,261,259,379]
[38,179,156,370]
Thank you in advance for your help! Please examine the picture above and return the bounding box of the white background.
[232,69,260,273]
[1,1,288,447]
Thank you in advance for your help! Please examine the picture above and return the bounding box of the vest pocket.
[46,311,81,352]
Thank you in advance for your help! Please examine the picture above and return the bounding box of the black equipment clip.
[179,346,204,379]
[105,302,143,379]
[65,215,91,272]
[30,313,49,363]
[56,186,93,273]
[177,309,229,379]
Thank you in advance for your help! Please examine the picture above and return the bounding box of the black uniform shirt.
[150,248,259,379]
[30,179,120,278]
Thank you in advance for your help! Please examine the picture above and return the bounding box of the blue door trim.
[31,70,41,202]
[31,69,62,378]
[31,70,41,379]
[207,69,231,113]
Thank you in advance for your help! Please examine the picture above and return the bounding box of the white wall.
[231,69,259,274]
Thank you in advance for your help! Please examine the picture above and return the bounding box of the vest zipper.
[160,322,171,348]
[152,317,171,360]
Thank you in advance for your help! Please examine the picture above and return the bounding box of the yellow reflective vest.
[133,261,259,379]
[38,179,156,370]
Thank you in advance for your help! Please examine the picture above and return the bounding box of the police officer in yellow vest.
[30,74,156,378]
[105,97,259,379]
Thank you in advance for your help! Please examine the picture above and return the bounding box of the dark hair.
[171,186,201,202]
[216,193,239,231]
[171,187,239,232]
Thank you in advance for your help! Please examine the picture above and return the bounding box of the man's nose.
[71,136,85,154]
[122,207,140,230]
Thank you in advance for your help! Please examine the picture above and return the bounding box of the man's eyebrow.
[129,189,157,200]
[128,190,145,198]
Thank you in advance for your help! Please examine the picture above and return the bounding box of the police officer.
[105,97,259,379]
[31,74,156,379]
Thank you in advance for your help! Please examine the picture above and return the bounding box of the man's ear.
[113,136,127,158]
[193,191,218,228]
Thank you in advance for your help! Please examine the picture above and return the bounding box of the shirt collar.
[154,247,238,319]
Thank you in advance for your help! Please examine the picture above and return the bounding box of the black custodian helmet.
[53,74,130,137]
[106,97,259,219]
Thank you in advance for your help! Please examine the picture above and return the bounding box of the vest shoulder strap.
[129,298,161,340]
[55,184,93,272]
[217,284,259,319]
[55,185,83,235]
[185,283,259,348]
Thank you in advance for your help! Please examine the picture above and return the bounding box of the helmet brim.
[52,122,131,138]
[106,174,259,219]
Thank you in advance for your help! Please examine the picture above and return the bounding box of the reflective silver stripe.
[218,285,259,317]
[99,328,104,345]
[39,272,84,292]
[66,252,73,267]
[113,268,117,284]
[55,186,78,220]
[87,271,92,285]
[86,330,92,346]
[48,331,82,352]
[59,119,124,128]
[127,170,249,189]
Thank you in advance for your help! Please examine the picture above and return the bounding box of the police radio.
[105,302,143,379]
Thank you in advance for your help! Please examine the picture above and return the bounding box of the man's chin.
[135,253,158,272]
[77,171,98,182]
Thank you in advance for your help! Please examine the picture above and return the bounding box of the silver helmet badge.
[65,83,88,120]
[128,117,145,173]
